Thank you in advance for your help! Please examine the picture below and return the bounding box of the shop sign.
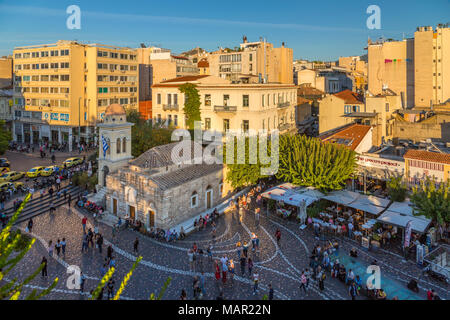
[357,155,405,171]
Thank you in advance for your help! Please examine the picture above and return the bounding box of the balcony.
[277,102,290,109]
[214,105,237,112]
[163,104,179,111]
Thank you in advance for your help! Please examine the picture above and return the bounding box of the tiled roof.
[333,89,364,104]
[150,164,223,190]
[297,86,324,97]
[171,55,189,60]
[197,59,209,68]
[131,141,203,169]
[322,124,371,151]
[160,75,209,83]
[404,150,450,165]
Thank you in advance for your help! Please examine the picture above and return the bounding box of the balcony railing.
[214,105,237,112]
[277,102,290,108]
[163,104,179,111]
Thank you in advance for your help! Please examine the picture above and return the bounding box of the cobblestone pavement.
[7,201,448,300]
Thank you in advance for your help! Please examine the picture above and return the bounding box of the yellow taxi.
[0,167,10,174]
[41,165,61,177]
[0,181,25,192]
[26,166,46,178]
[0,171,25,182]
[63,157,83,168]
[0,181,11,192]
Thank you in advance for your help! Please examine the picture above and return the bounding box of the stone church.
[97,104,225,230]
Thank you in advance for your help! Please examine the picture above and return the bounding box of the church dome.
[105,104,126,116]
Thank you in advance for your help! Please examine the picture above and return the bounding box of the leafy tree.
[387,176,408,202]
[0,194,58,300]
[126,110,174,157]
[276,135,357,191]
[179,83,201,130]
[0,120,11,155]
[411,177,449,227]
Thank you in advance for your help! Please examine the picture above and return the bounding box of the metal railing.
[214,105,237,112]
[277,102,290,108]
[162,104,179,111]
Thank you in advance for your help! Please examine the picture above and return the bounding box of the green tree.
[179,83,201,130]
[411,177,449,227]
[126,110,174,157]
[0,120,11,155]
[276,135,357,191]
[387,176,408,202]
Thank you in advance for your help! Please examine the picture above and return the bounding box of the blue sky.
[0,0,448,60]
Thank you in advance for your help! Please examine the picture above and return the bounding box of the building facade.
[404,149,450,185]
[0,56,12,89]
[12,40,138,148]
[296,68,353,93]
[152,75,297,134]
[414,24,450,107]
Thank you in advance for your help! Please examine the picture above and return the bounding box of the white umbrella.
[298,199,307,225]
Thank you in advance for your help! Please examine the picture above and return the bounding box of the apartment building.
[0,56,12,88]
[367,38,415,108]
[208,37,293,84]
[12,40,138,149]
[414,24,450,107]
[151,75,297,134]
[297,68,353,94]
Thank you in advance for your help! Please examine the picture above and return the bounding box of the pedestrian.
[81,234,88,253]
[61,238,66,256]
[299,271,307,293]
[63,189,67,200]
[193,276,200,300]
[41,256,48,277]
[87,228,94,248]
[236,241,241,259]
[82,216,87,233]
[107,245,113,260]
[48,187,54,199]
[107,278,115,299]
[100,264,107,277]
[188,249,194,272]
[199,271,206,296]
[268,283,274,300]
[228,259,235,283]
[97,233,103,254]
[27,218,33,233]
[55,239,61,256]
[68,193,72,208]
[51,154,56,164]
[133,237,139,254]
[349,281,358,300]
[79,272,86,292]
[248,257,253,276]
[109,257,116,268]
[243,242,248,258]
[275,229,281,245]
[180,289,187,300]
[214,262,221,282]
[240,256,246,276]
[207,245,212,262]
[48,240,53,257]
[318,267,326,291]
[252,271,259,295]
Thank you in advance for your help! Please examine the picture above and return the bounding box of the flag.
[404,220,412,248]
[101,135,109,157]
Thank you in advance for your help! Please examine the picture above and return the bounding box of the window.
[119,98,128,105]
[41,87,49,93]
[41,63,49,69]
[243,95,249,107]
[120,65,129,71]
[191,192,198,208]
[60,75,70,81]
[50,50,58,57]
[262,119,265,130]
[51,63,58,69]
[385,103,389,112]
[205,94,211,106]
[14,53,22,59]
[122,137,126,153]
[32,75,39,81]
[98,87,108,93]
[205,118,211,130]
[167,94,172,105]
[249,53,253,62]
[23,75,30,81]
[32,64,39,70]
[40,51,48,57]
[174,115,178,126]
[40,75,49,81]
[60,49,69,56]
[50,75,59,81]
[110,52,118,59]
[116,138,121,153]
[242,120,249,132]
[157,93,161,104]
[173,94,178,105]
[98,63,107,69]
[223,119,230,132]
[262,94,265,107]
[223,95,229,106]
[23,64,30,70]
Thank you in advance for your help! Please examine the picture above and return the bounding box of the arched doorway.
[102,165,109,186]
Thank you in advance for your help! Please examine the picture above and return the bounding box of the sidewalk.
[6,149,94,159]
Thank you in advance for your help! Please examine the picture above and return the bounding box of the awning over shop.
[377,201,431,234]
[321,190,389,216]
[261,183,324,208]
[356,166,402,181]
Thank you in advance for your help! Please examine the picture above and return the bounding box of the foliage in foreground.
[179,83,201,130]
[0,120,11,155]
[411,177,449,227]
[387,176,408,202]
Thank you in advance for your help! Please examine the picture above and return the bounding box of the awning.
[321,190,360,206]
[321,190,389,216]
[377,201,431,233]
[261,184,323,208]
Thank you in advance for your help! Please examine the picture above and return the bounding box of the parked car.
[0,171,25,182]
[63,157,83,168]
[41,165,62,177]
[26,166,46,178]
[0,158,10,168]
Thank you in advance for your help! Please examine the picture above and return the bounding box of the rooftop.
[322,124,371,151]
[404,149,450,165]
[333,89,364,104]
[160,75,210,83]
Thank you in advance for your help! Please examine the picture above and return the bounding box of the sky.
[0,0,449,60]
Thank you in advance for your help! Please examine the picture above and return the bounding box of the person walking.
[107,245,113,260]
[55,239,61,257]
[107,278,115,300]
[41,256,48,277]
[236,241,241,259]
[318,267,326,291]
[252,271,259,295]
[61,238,66,256]
[268,283,274,300]
[180,289,187,300]
[79,272,86,293]
[27,218,33,233]
[275,229,281,245]
[248,257,254,277]
[188,249,194,272]
[240,256,246,276]
[299,271,308,294]
[68,193,72,208]
[97,233,103,254]
[81,234,88,253]
[133,237,139,254]
[349,281,358,300]
[81,216,87,234]
[199,271,206,297]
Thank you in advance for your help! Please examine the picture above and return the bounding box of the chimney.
[282,42,285,47]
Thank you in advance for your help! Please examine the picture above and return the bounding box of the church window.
[122,137,126,153]
[116,138,121,153]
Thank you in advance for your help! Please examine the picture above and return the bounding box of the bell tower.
[97,104,133,187]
